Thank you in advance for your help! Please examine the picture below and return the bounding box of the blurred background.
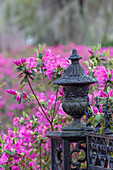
[1,0,113,53]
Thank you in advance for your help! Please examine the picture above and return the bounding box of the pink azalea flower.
[8,128,15,138]
[92,106,99,115]
[13,59,21,66]
[101,90,108,97]
[13,117,20,126]
[86,70,90,75]
[109,89,113,97]
[28,69,32,73]
[21,57,26,64]
[94,66,109,85]
[7,89,17,95]
[11,165,20,170]
[88,49,94,55]
[0,152,8,164]
[27,122,32,129]
[16,93,21,102]
[13,58,26,66]
[100,104,103,114]
[21,92,27,99]
[43,49,69,79]
[59,87,64,96]
[26,57,38,69]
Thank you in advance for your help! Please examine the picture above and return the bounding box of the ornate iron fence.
[47,49,113,170]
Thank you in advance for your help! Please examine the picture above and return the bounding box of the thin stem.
[24,98,46,118]
[56,97,64,113]
[52,86,59,122]
[27,77,51,124]
[40,140,42,170]
[41,67,49,102]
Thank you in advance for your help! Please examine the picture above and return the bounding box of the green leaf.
[31,70,36,76]
[39,61,43,66]
[18,75,23,79]
[107,49,109,57]
[42,43,45,50]
[25,114,30,120]
[87,116,94,123]
[89,59,94,66]
[15,137,21,140]
[93,45,97,53]
[20,79,24,85]
[30,150,34,156]
[95,114,101,121]
[103,50,107,55]
[34,48,38,54]
[100,58,107,61]
[17,72,23,78]
[19,98,21,104]
[23,111,26,117]
[39,53,42,59]
[17,68,22,72]
[39,44,42,52]
[95,121,99,127]
[58,71,61,75]
[21,66,26,71]
[89,107,94,114]
[24,76,28,83]
[0,82,6,88]
[56,96,62,101]
[20,84,26,90]
[107,86,110,93]
[0,165,5,168]
[83,61,89,66]
[5,150,15,155]
[33,114,36,120]
[94,58,97,65]
[29,76,35,81]
[97,43,101,51]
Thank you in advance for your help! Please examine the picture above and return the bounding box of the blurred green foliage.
[5,0,42,41]
[101,35,113,47]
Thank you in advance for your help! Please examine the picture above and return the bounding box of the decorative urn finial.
[54,49,98,131]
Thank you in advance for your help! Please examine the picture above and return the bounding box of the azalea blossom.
[7,89,17,95]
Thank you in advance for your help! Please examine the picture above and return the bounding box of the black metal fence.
[47,49,113,170]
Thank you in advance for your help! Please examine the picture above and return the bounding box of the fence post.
[47,49,98,169]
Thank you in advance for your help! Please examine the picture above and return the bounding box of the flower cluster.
[7,89,27,102]
[13,57,26,66]
[0,116,43,170]
[86,44,113,133]
[42,49,70,79]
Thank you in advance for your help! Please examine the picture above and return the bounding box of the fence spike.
[96,96,99,110]
[104,95,112,134]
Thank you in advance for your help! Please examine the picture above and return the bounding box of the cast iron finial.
[68,49,82,61]
[54,48,98,85]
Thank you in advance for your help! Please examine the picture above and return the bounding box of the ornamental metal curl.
[70,141,87,169]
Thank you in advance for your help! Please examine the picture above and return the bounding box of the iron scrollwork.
[70,141,87,169]
[87,135,113,169]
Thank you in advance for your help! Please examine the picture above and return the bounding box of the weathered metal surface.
[46,49,113,170]
[53,49,98,85]
[86,134,113,170]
